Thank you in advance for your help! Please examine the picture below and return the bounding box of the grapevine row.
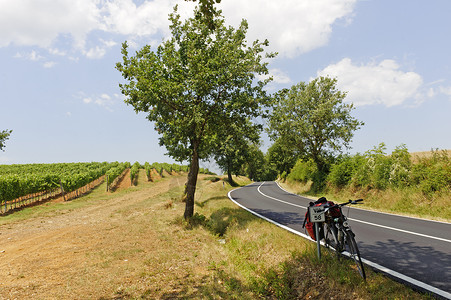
[0,161,211,213]
[0,162,116,209]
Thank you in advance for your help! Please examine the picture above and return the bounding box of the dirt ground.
[0,170,190,299]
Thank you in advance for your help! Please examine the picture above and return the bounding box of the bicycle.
[305,198,366,280]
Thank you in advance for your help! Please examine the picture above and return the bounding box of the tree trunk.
[227,157,233,185]
[184,140,200,220]
[227,167,233,185]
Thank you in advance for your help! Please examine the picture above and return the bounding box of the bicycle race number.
[309,206,325,223]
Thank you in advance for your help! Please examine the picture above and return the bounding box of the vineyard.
[0,161,199,214]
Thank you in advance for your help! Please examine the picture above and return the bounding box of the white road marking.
[229,184,451,299]
[256,182,451,244]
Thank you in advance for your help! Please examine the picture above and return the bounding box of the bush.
[389,145,411,188]
[285,144,450,198]
[350,144,391,189]
[328,155,355,187]
[350,154,370,188]
[411,150,450,196]
[287,159,317,183]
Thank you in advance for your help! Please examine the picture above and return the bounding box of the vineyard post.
[106,175,109,192]
[59,180,65,201]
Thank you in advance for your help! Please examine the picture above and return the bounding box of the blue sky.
[1,0,450,172]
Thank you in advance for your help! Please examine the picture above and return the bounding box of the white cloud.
[0,0,193,56]
[257,68,292,92]
[439,86,451,97]
[84,46,107,59]
[257,68,291,84]
[219,0,357,58]
[28,50,44,61]
[270,69,292,84]
[81,92,121,111]
[83,39,117,59]
[43,61,56,68]
[0,0,356,59]
[95,94,113,106]
[102,0,180,37]
[437,85,451,103]
[14,50,44,61]
[0,0,101,49]
[49,48,67,56]
[317,58,424,107]
[14,49,57,67]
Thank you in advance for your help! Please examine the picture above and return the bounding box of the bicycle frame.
[311,199,366,279]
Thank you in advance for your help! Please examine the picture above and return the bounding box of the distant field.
[410,149,451,161]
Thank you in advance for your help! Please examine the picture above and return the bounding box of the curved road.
[228,181,451,299]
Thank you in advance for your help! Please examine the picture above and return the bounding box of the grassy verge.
[177,176,433,299]
[0,174,434,299]
[279,180,451,222]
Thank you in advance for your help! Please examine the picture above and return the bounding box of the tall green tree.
[242,144,277,182]
[0,129,12,151]
[116,6,274,219]
[268,77,363,175]
[213,119,261,185]
[185,0,221,30]
[266,137,299,179]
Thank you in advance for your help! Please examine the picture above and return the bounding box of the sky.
[1,0,451,172]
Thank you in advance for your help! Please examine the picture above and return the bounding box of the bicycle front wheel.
[344,230,366,280]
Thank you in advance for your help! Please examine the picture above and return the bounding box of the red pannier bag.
[303,197,340,241]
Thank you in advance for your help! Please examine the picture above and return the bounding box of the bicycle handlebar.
[323,199,363,212]
[350,199,363,205]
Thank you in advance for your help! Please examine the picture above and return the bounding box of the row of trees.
[116,5,362,219]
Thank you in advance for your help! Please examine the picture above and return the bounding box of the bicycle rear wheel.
[324,223,340,252]
[344,230,366,280]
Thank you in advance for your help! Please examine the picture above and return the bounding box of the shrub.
[350,154,370,188]
[328,155,355,187]
[350,143,391,190]
[389,145,412,188]
[411,150,450,196]
[287,159,317,183]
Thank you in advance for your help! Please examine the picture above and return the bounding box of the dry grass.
[0,173,433,299]
[280,180,451,222]
[410,149,451,163]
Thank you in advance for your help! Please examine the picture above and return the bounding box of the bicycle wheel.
[344,230,366,280]
[323,223,341,253]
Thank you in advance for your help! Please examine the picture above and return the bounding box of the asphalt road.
[228,181,451,299]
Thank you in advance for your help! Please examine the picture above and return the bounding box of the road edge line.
[275,181,451,225]
[228,185,451,300]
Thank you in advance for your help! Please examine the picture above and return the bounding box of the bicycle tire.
[324,223,343,253]
[344,230,366,280]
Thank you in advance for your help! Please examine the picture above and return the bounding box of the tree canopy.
[213,118,261,185]
[0,129,12,151]
[185,0,221,30]
[266,137,299,178]
[116,6,274,219]
[268,77,363,174]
